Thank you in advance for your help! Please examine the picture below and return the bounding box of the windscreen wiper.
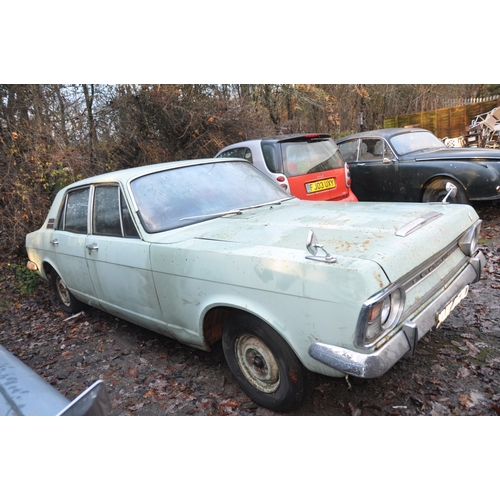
[180,210,243,221]
[238,197,293,211]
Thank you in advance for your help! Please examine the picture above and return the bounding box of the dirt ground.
[2,202,500,416]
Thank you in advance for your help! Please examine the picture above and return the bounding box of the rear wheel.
[422,178,468,204]
[51,270,85,314]
[222,312,315,412]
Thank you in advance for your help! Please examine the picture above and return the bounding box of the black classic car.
[336,128,500,204]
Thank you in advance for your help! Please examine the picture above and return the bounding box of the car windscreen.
[390,131,445,155]
[280,138,344,178]
[130,161,292,233]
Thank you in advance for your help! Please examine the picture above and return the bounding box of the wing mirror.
[442,182,457,204]
[305,230,337,263]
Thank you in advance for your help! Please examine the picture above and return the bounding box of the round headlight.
[363,286,406,345]
[380,296,392,325]
[381,288,404,331]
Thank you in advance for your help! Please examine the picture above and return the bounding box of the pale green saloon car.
[26,158,485,412]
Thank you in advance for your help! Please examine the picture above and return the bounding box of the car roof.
[260,133,332,142]
[337,128,428,142]
[62,157,249,189]
[219,133,333,149]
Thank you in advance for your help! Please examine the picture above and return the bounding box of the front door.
[341,138,399,201]
[84,185,166,333]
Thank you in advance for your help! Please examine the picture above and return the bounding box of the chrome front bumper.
[308,252,486,379]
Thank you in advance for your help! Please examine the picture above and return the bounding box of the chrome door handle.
[86,243,99,255]
[50,239,59,246]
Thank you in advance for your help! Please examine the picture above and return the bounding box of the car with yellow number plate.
[216,133,358,202]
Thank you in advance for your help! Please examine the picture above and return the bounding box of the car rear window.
[280,138,344,177]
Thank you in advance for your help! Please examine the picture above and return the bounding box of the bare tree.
[1,83,496,252]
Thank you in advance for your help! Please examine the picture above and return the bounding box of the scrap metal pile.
[444,107,500,148]
[464,106,500,148]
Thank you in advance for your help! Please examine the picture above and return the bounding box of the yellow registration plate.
[305,178,336,194]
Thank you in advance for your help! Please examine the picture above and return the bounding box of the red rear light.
[303,134,320,139]
[345,163,352,187]
[276,175,288,190]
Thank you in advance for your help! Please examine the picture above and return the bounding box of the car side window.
[63,187,90,233]
[94,185,122,236]
[93,185,140,238]
[262,144,278,173]
[218,147,253,163]
[338,140,358,162]
[359,140,375,160]
[370,140,385,160]
[382,140,395,160]
[121,192,140,238]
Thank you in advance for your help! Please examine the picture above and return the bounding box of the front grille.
[398,240,468,324]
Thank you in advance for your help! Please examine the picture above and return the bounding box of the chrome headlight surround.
[459,220,482,257]
[354,284,406,349]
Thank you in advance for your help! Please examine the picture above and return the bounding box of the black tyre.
[222,312,315,413]
[51,270,85,314]
[422,178,468,204]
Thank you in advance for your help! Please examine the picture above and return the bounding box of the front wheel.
[422,178,468,204]
[222,313,315,412]
[51,270,85,314]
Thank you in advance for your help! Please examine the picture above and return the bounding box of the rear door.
[51,186,98,304]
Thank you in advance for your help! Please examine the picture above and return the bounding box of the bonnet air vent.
[396,212,443,237]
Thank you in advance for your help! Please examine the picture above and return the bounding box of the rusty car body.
[25,158,485,411]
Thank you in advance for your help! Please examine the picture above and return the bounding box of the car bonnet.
[148,199,479,282]
[406,147,500,162]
